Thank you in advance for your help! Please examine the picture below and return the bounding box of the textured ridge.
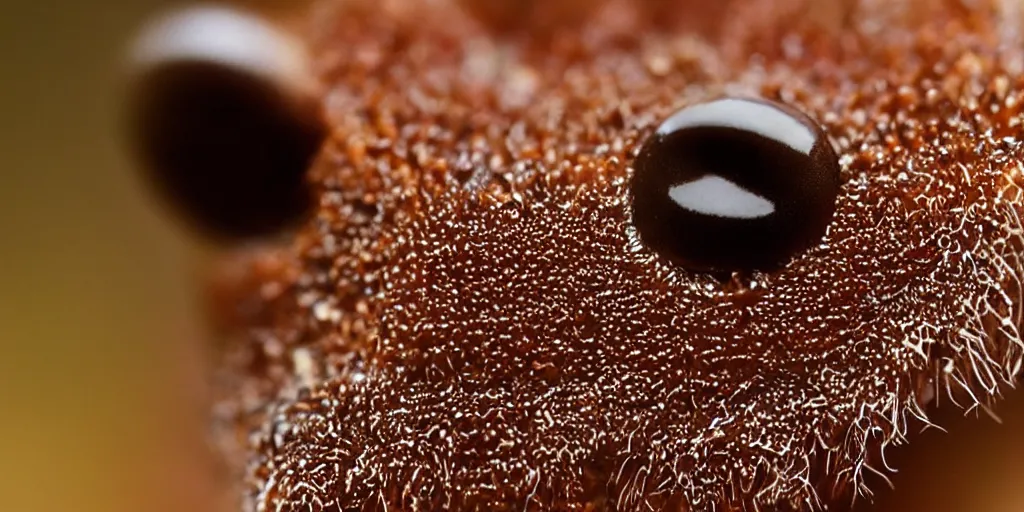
[209,1,1024,510]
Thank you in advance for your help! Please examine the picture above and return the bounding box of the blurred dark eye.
[127,7,325,240]
[630,97,841,272]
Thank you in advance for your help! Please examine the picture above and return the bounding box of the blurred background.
[0,1,1019,511]
[0,1,293,511]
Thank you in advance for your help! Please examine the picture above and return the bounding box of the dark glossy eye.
[127,7,326,240]
[630,97,841,272]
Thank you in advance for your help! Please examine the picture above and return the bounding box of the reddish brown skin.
[211,1,1024,510]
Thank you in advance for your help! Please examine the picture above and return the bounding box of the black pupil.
[130,61,325,239]
[630,98,841,272]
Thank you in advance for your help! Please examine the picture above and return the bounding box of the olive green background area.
[0,1,1021,512]
[1,1,245,511]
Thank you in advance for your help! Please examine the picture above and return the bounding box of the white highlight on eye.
[130,5,313,93]
[656,98,816,154]
[668,175,775,219]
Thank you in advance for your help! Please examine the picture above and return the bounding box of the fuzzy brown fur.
[210,1,1024,510]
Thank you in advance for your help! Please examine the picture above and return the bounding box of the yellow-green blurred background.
[0,1,1020,511]
[0,1,298,511]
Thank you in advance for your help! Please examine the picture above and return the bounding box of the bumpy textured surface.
[211,0,1024,510]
